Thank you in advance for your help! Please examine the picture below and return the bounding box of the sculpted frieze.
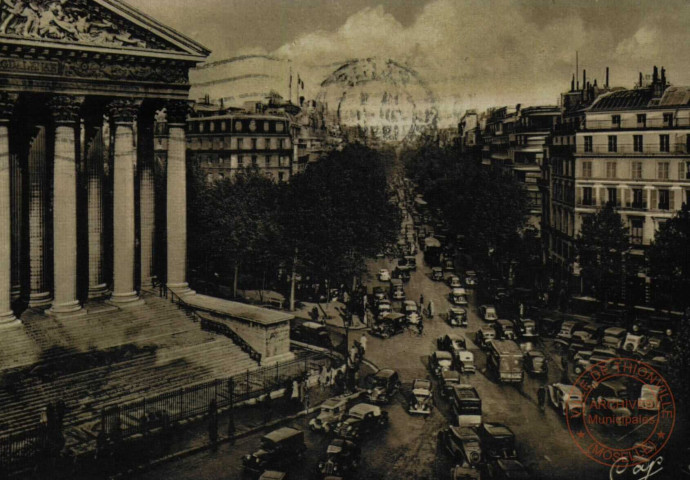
[0,0,175,51]
[61,58,188,84]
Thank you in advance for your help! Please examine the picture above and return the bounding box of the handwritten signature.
[610,456,663,480]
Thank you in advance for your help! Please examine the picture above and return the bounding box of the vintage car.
[587,380,632,426]
[495,319,517,340]
[309,394,357,433]
[601,327,628,350]
[378,268,391,282]
[403,300,419,318]
[432,267,444,281]
[524,350,548,376]
[333,403,388,440]
[447,307,468,327]
[437,333,467,358]
[515,318,538,338]
[403,255,417,271]
[475,423,518,461]
[622,332,647,354]
[390,278,406,300]
[372,286,387,303]
[464,271,478,288]
[451,384,482,428]
[443,258,456,272]
[485,459,531,480]
[440,426,482,467]
[479,305,498,322]
[371,313,406,339]
[258,472,287,480]
[475,326,497,350]
[448,275,463,288]
[366,369,401,404]
[557,320,586,341]
[396,257,413,272]
[450,466,481,480]
[449,288,469,306]
[375,299,392,318]
[638,384,660,412]
[242,427,307,477]
[429,350,455,376]
[317,438,361,478]
[546,383,584,416]
[407,379,433,415]
[457,351,476,374]
[439,370,462,397]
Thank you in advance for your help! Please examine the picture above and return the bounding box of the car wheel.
[574,365,583,374]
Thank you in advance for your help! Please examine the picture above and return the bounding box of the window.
[238,138,244,149]
[584,136,593,152]
[209,121,215,132]
[251,155,258,166]
[632,161,642,180]
[235,121,243,131]
[583,187,593,206]
[251,138,258,150]
[606,162,617,179]
[633,135,643,152]
[279,139,285,149]
[265,156,270,166]
[658,189,670,210]
[199,122,205,133]
[278,172,285,182]
[637,114,646,126]
[663,113,674,126]
[582,161,592,178]
[264,121,270,132]
[608,135,617,152]
[658,162,669,180]
[660,134,670,153]
[612,115,621,126]
[632,188,644,208]
[238,156,244,167]
[607,187,618,206]
[630,218,644,245]
[221,121,227,132]
[686,161,690,180]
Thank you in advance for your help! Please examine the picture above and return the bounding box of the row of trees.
[187,144,400,306]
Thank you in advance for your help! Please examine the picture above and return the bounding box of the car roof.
[263,427,302,443]
[450,425,479,440]
[604,327,627,334]
[497,319,513,326]
[301,321,325,329]
[349,403,379,415]
[404,300,416,305]
[444,333,465,341]
[526,350,545,358]
[375,368,397,378]
[480,325,496,333]
[435,350,453,359]
[259,471,287,480]
[432,267,443,271]
[483,423,514,436]
[554,383,582,395]
[322,397,347,408]
[450,307,465,313]
[442,370,461,380]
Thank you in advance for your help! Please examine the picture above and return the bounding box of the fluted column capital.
[109,99,143,125]
[165,100,192,126]
[0,93,18,122]
[48,95,85,125]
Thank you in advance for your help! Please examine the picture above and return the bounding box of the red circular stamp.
[565,357,675,467]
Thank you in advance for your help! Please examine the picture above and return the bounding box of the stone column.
[0,93,20,327]
[48,95,84,316]
[165,101,192,294]
[139,116,155,288]
[109,99,142,306]
[86,123,108,298]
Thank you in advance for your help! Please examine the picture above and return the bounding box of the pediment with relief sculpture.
[0,0,208,60]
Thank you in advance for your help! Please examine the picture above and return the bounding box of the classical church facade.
[0,0,209,326]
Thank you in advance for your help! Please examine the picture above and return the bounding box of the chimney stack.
[661,67,666,87]
[653,66,659,83]
[571,74,575,91]
[583,69,587,90]
[639,72,643,88]
[606,67,609,88]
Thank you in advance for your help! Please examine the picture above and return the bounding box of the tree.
[667,313,690,406]
[284,144,400,289]
[648,203,690,311]
[576,204,629,305]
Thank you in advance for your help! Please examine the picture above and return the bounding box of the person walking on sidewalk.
[427,300,435,319]
[419,294,425,309]
[537,385,546,412]
[359,333,367,354]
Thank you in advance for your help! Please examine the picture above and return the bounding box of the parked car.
[375,299,392,318]
[407,379,433,416]
[515,318,538,338]
[479,305,498,322]
[557,320,586,341]
[475,325,497,350]
[257,472,287,480]
[437,333,467,357]
[448,275,462,288]
[333,403,388,440]
[443,258,455,272]
[601,327,628,350]
[396,257,412,272]
[539,317,563,337]
[371,312,406,339]
[546,383,583,416]
[403,300,419,317]
[291,322,333,349]
[439,370,462,398]
[450,288,469,306]
[242,427,307,477]
[524,350,548,376]
[450,465,481,480]
[372,286,386,303]
[309,394,358,433]
[430,350,455,376]
[475,423,517,461]
[638,384,660,412]
[464,271,478,288]
[378,268,391,282]
[317,439,361,478]
[403,255,417,271]
[451,384,482,427]
[365,369,401,404]
[440,426,482,467]
[485,459,531,480]
[431,267,444,281]
[390,278,405,300]
[447,307,468,327]
[457,351,476,374]
[622,332,647,354]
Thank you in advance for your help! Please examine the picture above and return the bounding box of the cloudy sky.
[129,0,690,114]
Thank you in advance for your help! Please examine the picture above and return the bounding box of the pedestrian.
[310,306,319,322]
[319,365,328,390]
[537,385,546,412]
[428,300,434,318]
[418,321,424,336]
[359,333,367,353]
[419,294,425,308]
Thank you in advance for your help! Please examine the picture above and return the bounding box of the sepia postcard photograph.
[0,0,687,479]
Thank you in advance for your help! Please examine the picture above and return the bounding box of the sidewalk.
[293,300,369,330]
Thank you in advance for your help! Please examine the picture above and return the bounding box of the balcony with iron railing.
[578,142,690,155]
[584,117,690,130]
[573,197,677,212]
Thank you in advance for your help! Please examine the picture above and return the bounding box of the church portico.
[0,0,210,322]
